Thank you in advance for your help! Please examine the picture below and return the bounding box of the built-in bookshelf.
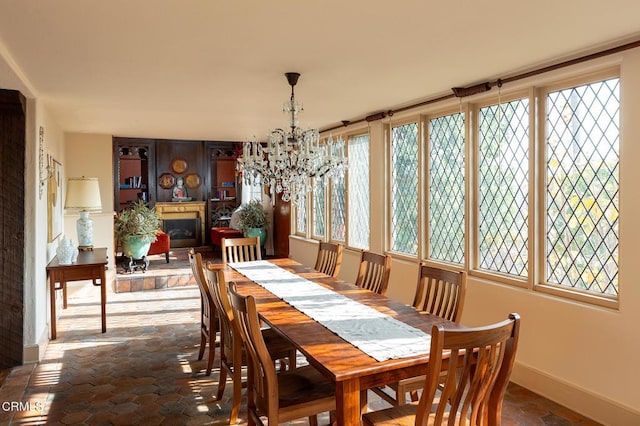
[114,140,155,211]
[209,152,240,229]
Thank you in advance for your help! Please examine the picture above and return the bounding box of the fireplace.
[162,218,201,248]
[154,202,206,248]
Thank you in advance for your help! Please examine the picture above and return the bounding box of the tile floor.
[0,269,601,425]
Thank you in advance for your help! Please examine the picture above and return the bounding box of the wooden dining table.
[211,258,461,425]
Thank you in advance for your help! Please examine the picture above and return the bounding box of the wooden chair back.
[204,266,244,423]
[221,236,262,263]
[355,250,391,295]
[416,313,521,425]
[412,263,466,323]
[205,266,238,371]
[228,284,280,422]
[205,265,298,424]
[187,249,216,375]
[314,241,343,277]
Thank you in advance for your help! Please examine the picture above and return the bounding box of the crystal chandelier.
[237,72,348,203]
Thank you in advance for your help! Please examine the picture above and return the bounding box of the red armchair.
[210,227,243,254]
[148,230,171,263]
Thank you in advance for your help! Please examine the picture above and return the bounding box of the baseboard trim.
[23,328,49,364]
[512,362,640,425]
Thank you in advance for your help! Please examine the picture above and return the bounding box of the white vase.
[71,243,79,263]
[56,237,74,265]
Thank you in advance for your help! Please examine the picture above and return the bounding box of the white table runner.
[229,260,431,361]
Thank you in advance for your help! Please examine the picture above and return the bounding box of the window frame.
[534,67,620,309]
[386,117,423,260]
[469,88,535,289]
[422,106,469,269]
[344,130,371,250]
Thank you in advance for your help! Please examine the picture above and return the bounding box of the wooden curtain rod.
[321,38,640,133]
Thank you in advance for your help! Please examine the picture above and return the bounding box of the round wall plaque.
[159,173,175,189]
[171,158,188,174]
[185,173,201,189]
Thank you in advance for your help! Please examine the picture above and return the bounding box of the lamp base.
[77,211,95,249]
[78,245,94,251]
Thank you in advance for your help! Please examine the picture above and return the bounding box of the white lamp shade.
[65,177,102,210]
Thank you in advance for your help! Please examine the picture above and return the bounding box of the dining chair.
[228,284,336,426]
[221,236,262,263]
[354,250,391,295]
[363,313,521,426]
[314,241,343,278]
[204,265,297,425]
[372,263,467,405]
[187,248,218,376]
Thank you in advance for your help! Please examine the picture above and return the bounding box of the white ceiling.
[0,0,639,142]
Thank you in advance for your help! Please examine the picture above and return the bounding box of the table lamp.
[64,177,102,250]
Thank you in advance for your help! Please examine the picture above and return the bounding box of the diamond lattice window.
[313,179,325,238]
[331,174,346,241]
[429,113,465,264]
[478,99,529,277]
[296,193,306,234]
[390,122,419,255]
[348,134,370,249]
[545,77,619,296]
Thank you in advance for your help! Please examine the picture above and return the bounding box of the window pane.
[545,78,619,296]
[348,134,370,249]
[429,113,465,264]
[331,174,345,241]
[296,192,306,234]
[313,179,325,238]
[390,122,419,255]
[478,99,529,277]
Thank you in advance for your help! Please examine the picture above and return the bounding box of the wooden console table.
[46,248,108,339]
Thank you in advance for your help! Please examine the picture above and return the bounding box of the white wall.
[290,49,640,425]
[23,99,65,362]
[63,133,115,271]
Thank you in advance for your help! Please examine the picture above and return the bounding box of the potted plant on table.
[114,200,161,260]
[237,200,267,246]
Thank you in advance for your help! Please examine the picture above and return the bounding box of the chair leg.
[165,252,169,263]
[409,389,419,402]
[397,383,406,406]
[205,339,215,376]
[308,415,318,426]
[198,329,206,361]
[288,348,297,370]
[216,364,227,401]
[360,389,369,413]
[230,364,242,424]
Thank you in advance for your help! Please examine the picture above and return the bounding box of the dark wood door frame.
[0,88,26,369]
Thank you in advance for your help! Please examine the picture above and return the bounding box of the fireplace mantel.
[155,202,206,247]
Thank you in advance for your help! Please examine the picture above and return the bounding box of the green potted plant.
[114,200,161,259]
[237,200,267,246]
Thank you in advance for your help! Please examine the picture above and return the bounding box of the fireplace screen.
[162,218,201,248]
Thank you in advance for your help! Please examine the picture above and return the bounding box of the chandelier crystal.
[237,72,348,203]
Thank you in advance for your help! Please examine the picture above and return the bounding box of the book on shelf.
[124,176,142,188]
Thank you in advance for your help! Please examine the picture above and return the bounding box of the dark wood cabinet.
[113,138,156,211]
[155,139,205,203]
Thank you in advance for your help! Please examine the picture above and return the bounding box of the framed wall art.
[47,157,63,242]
